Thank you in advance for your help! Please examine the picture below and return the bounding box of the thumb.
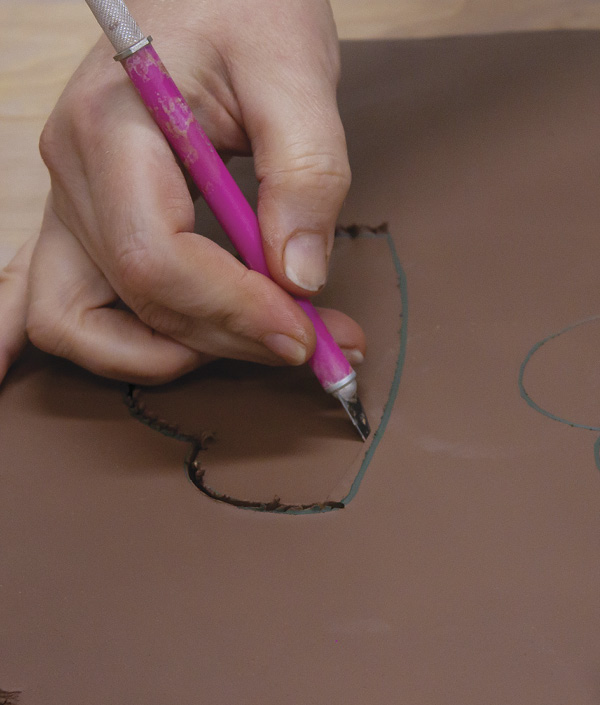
[241,56,351,295]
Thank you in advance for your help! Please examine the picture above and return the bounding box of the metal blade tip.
[338,395,371,441]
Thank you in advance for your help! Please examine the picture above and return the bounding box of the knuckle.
[195,296,237,335]
[207,268,252,330]
[39,81,117,177]
[183,269,254,339]
[26,301,72,358]
[0,261,25,287]
[38,118,63,174]
[137,302,194,341]
[114,235,161,299]
[210,268,271,337]
[269,150,351,201]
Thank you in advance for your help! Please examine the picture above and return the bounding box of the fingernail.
[284,232,327,292]
[341,348,364,365]
[263,333,307,365]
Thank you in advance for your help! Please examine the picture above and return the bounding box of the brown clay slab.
[2,32,600,704]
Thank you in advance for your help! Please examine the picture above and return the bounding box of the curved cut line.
[594,435,600,473]
[124,231,407,514]
[337,232,407,507]
[518,314,600,473]
[189,445,346,513]
[518,314,600,432]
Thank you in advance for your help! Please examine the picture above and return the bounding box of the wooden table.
[2,0,600,265]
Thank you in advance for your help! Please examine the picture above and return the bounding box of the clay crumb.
[0,690,20,705]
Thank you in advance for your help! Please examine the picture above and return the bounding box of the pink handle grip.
[123,45,352,390]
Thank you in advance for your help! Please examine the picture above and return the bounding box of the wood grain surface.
[2,0,600,263]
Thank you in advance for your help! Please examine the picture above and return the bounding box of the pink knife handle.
[122,44,352,390]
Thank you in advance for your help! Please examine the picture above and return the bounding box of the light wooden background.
[2,0,600,266]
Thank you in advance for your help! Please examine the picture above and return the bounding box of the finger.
[59,306,212,385]
[27,206,209,385]
[231,8,350,296]
[55,116,318,365]
[26,213,366,383]
[316,307,366,366]
[0,237,36,383]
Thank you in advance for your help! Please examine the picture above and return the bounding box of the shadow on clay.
[519,315,600,471]
[0,689,19,705]
[5,346,120,422]
[124,229,408,514]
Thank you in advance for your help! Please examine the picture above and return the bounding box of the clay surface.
[2,32,600,704]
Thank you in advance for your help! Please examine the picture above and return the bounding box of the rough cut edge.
[123,384,346,514]
[187,445,345,514]
[0,690,20,705]
[124,384,214,448]
[336,223,389,237]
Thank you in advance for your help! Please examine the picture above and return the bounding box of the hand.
[0,238,35,383]
[0,228,362,385]
[4,0,365,385]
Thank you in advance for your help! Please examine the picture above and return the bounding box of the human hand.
[0,226,362,386]
[0,238,35,383]
[4,0,365,385]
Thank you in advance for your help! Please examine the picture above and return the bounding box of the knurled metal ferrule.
[85,0,145,56]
